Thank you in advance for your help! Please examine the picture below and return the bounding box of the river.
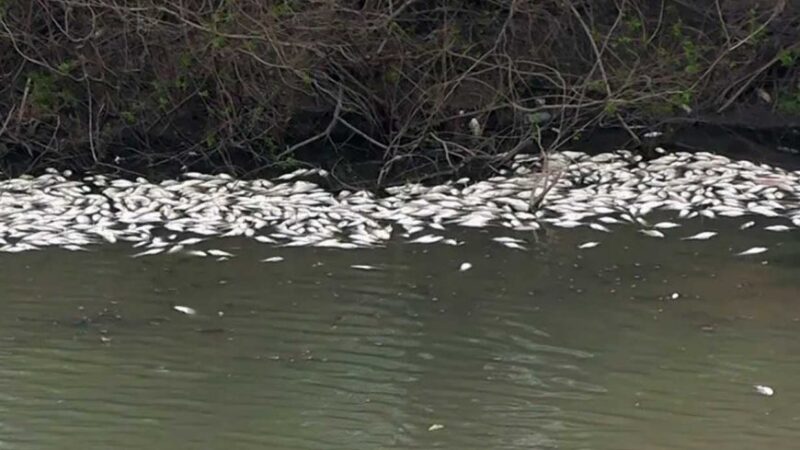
[0,221,798,449]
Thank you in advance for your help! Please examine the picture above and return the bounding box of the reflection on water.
[0,220,798,449]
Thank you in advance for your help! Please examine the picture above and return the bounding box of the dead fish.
[653,221,681,229]
[502,242,527,251]
[459,262,472,272]
[261,256,284,263]
[167,244,184,254]
[764,225,791,232]
[682,231,717,240]
[492,236,526,244]
[207,249,233,257]
[736,247,767,256]
[351,264,377,271]
[552,220,583,228]
[739,221,755,230]
[639,229,665,238]
[179,237,204,246]
[589,223,612,232]
[754,385,774,396]
[131,247,164,258]
[578,241,600,249]
[408,234,443,244]
[173,305,196,315]
[597,216,623,224]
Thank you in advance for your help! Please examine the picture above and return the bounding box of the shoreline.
[3,122,799,185]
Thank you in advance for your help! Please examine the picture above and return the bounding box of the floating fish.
[261,256,284,263]
[408,234,443,244]
[552,220,583,228]
[739,221,755,230]
[173,305,196,315]
[653,221,681,229]
[459,262,472,272]
[351,264,377,271]
[639,229,665,238]
[754,385,774,396]
[682,231,717,240]
[597,216,623,224]
[179,237,204,245]
[589,223,611,232]
[0,148,798,258]
[131,248,164,258]
[578,241,599,249]
[493,236,526,244]
[502,242,527,250]
[736,247,767,256]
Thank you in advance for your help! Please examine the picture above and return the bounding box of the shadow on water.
[0,220,798,450]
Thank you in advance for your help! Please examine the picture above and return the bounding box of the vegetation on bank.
[0,0,798,184]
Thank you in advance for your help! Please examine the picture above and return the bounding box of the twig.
[278,87,343,159]
[85,73,98,163]
[717,42,799,113]
[0,105,15,138]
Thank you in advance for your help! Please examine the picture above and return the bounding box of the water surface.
[1,221,798,449]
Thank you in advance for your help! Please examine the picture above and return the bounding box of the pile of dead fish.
[0,149,797,258]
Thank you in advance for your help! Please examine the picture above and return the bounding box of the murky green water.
[1,220,799,449]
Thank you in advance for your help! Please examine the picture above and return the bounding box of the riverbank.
[1,1,799,184]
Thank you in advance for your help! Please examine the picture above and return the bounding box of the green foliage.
[585,79,606,94]
[210,35,226,49]
[776,89,800,115]
[674,89,693,106]
[778,49,799,68]
[384,67,401,84]
[28,71,77,112]
[29,72,56,110]
[179,53,193,69]
[682,39,700,75]
[626,16,642,34]
[746,7,767,45]
[57,59,77,74]
[120,111,136,124]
